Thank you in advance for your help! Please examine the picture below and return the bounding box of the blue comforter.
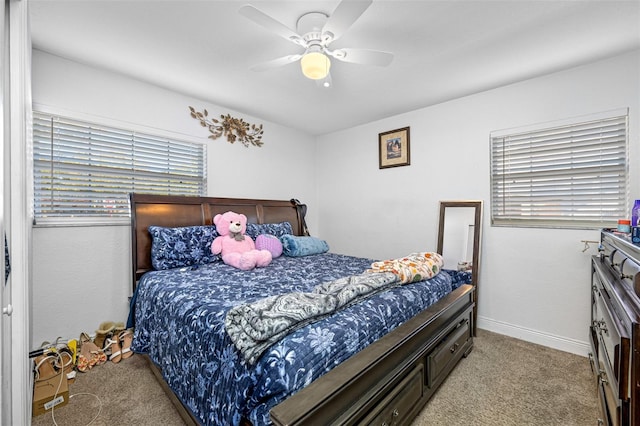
[131,253,462,425]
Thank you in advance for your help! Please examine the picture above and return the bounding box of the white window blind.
[33,111,207,224]
[490,110,628,229]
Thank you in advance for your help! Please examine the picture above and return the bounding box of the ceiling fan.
[239,0,394,87]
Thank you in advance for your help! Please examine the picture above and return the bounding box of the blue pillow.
[280,235,329,257]
[149,225,219,270]
[246,221,293,240]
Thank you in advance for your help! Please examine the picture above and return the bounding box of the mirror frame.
[437,200,482,333]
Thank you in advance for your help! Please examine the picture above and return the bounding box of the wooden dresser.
[590,230,640,425]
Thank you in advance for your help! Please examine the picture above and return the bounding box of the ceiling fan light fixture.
[240,1,392,86]
[300,51,331,80]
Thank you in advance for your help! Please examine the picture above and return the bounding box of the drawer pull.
[599,371,608,385]
[392,409,399,417]
[594,319,608,334]
[450,343,459,353]
[599,322,608,335]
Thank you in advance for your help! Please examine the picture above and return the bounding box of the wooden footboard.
[270,284,475,425]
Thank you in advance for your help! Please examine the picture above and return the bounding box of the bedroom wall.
[315,50,640,356]
[30,48,639,357]
[29,50,318,347]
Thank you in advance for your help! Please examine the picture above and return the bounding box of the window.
[490,109,628,229]
[33,111,207,225]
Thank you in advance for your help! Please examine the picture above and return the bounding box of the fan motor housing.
[297,12,329,43]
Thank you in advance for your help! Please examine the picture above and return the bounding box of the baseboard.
[477,316,591,357]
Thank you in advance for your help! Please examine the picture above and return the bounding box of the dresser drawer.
[361,363,424,426]
[427,318,470,388]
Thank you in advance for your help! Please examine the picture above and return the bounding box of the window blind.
[490,111,628,229]
[33,112,207,223]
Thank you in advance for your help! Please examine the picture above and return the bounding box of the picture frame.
[378,126,410,169]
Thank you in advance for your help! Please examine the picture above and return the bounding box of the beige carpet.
[414,329,599,426]
[31,352,184,426]
[31,329,599,426]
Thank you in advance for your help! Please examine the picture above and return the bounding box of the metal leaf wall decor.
[189,106,264,147]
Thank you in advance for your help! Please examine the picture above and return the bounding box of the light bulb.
[300,52,331,80]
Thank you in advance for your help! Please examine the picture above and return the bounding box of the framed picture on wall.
[378,126,410,169]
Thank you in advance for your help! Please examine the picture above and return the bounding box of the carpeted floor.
[414,329,599,425]
[31,329,599,426]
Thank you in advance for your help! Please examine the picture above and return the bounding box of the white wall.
[31,48,640,357]
[316,50,640,356]
[30,50,317,347]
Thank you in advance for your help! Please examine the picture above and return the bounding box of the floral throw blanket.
[225,252,443,364]
[368,251,443,283]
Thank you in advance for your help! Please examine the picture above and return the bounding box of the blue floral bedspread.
[131,253,460,426]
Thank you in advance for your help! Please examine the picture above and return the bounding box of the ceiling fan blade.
[249,54,302,72]
[239,5,304,46]
[330,48,393,66]
[322,0,373,43]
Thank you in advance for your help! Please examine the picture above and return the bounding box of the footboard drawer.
[427,317,470,388]
[360,363,424,426]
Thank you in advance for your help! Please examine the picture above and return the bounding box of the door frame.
[5,0,32,424]
[0,0,8,422]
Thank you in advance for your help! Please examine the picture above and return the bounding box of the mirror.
[437,200,482,332]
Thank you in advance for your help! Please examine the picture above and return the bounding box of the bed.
[128,193,476,426]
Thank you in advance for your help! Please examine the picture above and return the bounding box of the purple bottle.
[632,199,640,227]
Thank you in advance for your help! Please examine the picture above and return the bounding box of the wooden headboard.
[129,193,309,289]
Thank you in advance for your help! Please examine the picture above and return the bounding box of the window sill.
[33,217,130,228]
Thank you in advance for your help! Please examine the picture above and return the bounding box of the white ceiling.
[29,0,640,136]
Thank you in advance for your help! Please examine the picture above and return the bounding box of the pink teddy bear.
[212,211,272,271]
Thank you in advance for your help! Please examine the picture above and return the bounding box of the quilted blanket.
[131,252,456,425]
[225,252,443,364]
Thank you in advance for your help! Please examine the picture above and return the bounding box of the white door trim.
[1,0,8,423]
[9,0,32,423]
